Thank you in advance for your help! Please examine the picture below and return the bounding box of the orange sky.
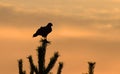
[0,0,120,74]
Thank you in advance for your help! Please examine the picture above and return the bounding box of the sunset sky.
[0,0,120,74]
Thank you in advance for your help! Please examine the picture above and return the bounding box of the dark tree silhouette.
[18,59,26,74]
[33,23,53,39]
[18,23,63,74]
[88,62,96,74]
[57,62,63,74]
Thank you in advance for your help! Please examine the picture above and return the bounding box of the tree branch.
[27,55,39,74]
[18,59,26,74]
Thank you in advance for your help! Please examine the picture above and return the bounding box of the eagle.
[33,23,53,38]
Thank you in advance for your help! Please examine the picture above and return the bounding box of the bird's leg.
[42,37,50,43]
[45,37,48,41]
[42,37,47,41]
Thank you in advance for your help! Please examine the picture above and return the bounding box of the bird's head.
[47,22,53,27]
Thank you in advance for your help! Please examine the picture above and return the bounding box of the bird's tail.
[33,33,37,37]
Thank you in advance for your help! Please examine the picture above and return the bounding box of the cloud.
[0,2,120,41]
[0,2,120,28]
[0,5,40,27]
[0,4,62,28]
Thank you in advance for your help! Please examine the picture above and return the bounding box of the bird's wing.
[35,27,42,34]
[39,26,46,32]
[33,27,44,37]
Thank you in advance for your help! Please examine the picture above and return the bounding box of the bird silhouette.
[33,23,53,38]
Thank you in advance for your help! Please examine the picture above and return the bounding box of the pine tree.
[88,62,96,74]
[18,38,63,74]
